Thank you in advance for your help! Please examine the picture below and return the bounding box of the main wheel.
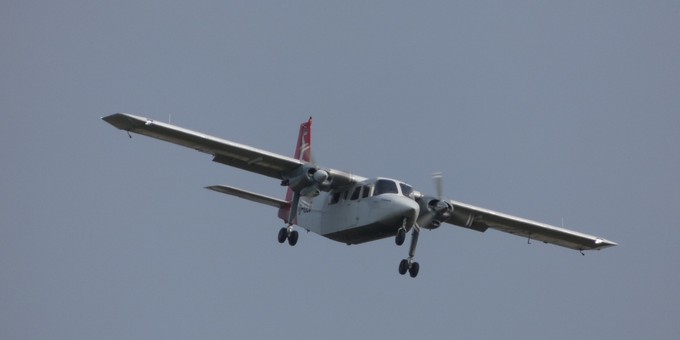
[288,230,299,246]
[395,228,406,246]
[277,227,287,243]
[398,259,409,275]
[409,262,420,278]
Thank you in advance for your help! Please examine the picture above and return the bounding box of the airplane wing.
[102,113,303,179]
[445,200,617,251]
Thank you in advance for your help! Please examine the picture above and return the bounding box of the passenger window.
[350,186,361,200]
[330,191,341,204]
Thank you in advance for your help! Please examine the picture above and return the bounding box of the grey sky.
[2,1,679,339]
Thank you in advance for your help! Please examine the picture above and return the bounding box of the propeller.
[432,172,443,200]
[418,172,453,229]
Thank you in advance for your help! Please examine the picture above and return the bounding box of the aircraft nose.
[386,195,420,226]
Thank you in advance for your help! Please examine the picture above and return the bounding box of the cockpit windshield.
[374,179,399,196]
[373,179,414,198]
[400,183,414,198]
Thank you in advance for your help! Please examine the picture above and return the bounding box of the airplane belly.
[324,220,401,245]
[323,196,419,245]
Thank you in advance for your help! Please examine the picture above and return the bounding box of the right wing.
[445,200,617,251]
[102,113,302,179]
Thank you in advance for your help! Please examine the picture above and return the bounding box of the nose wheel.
[278,226,299,246]
[395,228,406,245]
[395,217,409,246]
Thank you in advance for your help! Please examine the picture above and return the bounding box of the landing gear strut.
[278,192,301,246]
[398,224,421,278]
[395,217,408,246]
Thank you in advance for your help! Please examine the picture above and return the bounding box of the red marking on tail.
[278,117,313,223]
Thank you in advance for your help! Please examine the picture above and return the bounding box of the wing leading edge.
[445,200,617,251]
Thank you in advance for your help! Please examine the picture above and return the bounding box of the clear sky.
[2,1,679,339]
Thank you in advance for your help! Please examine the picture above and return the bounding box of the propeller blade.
[433,172,443,200]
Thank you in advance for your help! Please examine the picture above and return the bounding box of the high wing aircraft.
[103,113,616,278]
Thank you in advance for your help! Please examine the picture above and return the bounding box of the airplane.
[102,113,617,278]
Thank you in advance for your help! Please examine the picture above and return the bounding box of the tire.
[395,229,406,246]
[398,259,409,275]
[409,262,420,278]
[277,228,287,243]
[288,230,299,246]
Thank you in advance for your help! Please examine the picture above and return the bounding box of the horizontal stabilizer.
[206,185,289,209]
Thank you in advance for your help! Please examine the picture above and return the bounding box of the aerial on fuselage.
[103,113,616,278]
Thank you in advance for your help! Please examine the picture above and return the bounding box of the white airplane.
[103,113,616,278]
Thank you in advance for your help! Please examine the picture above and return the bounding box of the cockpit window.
[400,183,414,198]
[374,179,399,196]
[361,185,371,198]
[349,186,361,200]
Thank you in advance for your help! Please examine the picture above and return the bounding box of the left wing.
[102,113,302,179]
[102,113,357,189]
[445,200,617,251]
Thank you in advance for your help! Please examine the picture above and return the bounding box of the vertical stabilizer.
[278,117,313,222]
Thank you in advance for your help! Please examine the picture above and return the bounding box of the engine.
[416,196,454,229]
[281,165,331,197]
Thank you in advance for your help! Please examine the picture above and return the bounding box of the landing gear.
[395,217,409,246]
[398,224,421,278]
[409,262,420,278]
[288,229,299,246]
[398,258,420,278]
[277,228,287,243]
[277,226,299,246]
[398,259,409,275]
[395,228,406,246]
[278,191,301,246]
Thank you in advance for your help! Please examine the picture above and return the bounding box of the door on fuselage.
[344,184,375,227]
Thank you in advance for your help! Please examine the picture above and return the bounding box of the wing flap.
[206,185,290,209]
[446,200,617,251]
[103,113,303,179]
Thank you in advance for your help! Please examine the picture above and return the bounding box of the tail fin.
[278,117,313,223]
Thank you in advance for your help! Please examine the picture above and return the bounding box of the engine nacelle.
[282,165,331,197]
[416,196,454,229]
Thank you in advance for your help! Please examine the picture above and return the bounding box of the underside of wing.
[102,113,302,179]
[445,200,617,251]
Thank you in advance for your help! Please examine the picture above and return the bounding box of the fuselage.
[296,177,420,245]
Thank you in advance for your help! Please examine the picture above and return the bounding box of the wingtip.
[595,238,618,249]
[102,113,146,130]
